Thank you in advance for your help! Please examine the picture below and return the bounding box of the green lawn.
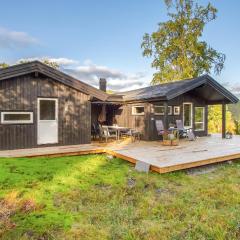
[0,155,239,240]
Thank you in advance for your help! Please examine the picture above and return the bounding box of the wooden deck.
[0,135,240,173]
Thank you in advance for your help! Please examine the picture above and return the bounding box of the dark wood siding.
[0,73,91,150]
[113,103,152,140]
[149,93,208,140]
[113,91,208,141]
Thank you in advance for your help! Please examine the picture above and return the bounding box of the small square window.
[39,100,56,120]
[174,106,180,115]
[132,106,144,115]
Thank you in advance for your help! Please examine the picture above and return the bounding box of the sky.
[0,0,240,94]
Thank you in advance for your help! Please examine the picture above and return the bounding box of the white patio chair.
[99,125,117,142]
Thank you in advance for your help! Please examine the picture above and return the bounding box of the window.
[154,106,172,115]
[154,106,165,115]
[39,99,56,120]
[132,106,144,115]
[1,112,33,124]
[195,107,205,131]
[174,106,180,115]
[183,103,193,128]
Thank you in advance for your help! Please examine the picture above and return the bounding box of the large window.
[183,103,193,128]
[195,107,205,131]
[132,106,144,115]
[1,112,33,124]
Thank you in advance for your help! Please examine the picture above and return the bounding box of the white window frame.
[154,106,165,115]
[183,102,193,129]
[174,106,180,115]
[132,106,145,116]
[154,106,172,115]
[1,112,33,124]
[37,98,58,122]
[194,107,205,131]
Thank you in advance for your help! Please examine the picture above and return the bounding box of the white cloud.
[17,57,79,66]
[223,82,240,98]
[47,58,79,66]
[230,85,240,98]
[15,57,150,91]
[0,27,38,49]
[64,60,150,91]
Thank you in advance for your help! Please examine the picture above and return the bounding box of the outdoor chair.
[91,123,99,140]
[155,120,165,138]
[99,125,117,142]
[186,128,196,141]
[176,120,196,140]
[176,120,188,138]
[121,129,141,142]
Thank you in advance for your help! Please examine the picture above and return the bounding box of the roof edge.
[0,61,109,101]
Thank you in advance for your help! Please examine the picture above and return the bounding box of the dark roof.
[114,75,239,104]
[0,62,238,104]
[0,61,108,101]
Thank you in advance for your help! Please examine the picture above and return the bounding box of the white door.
[183,103,193,129]
[37,98,58,145]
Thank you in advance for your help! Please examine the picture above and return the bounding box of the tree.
[208,105,235,134]
[0,63,9,69]
[228,102,240,134]
[18,59,59,69]
[141,0,225,84]
[42,59,59,69]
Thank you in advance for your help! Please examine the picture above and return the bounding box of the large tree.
[142,0,225,84]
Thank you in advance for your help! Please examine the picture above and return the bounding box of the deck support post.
[163,102,168,130]
[222,102,226,139]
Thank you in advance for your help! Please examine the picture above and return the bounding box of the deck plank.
[0,134,239,173]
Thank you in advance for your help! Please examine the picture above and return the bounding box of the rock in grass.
[127,178,136,188]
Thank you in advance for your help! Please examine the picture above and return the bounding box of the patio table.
[103,125,131,140]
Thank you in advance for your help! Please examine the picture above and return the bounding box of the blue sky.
[0,0,240,93]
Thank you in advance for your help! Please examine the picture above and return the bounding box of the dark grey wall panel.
[0,74,91,150]
[112,92,208,141]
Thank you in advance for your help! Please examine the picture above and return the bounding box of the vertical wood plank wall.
[0,74,91,150]
[113,102,151,140]
[113,92,208,141]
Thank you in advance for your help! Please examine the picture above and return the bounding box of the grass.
[0,154,239,240]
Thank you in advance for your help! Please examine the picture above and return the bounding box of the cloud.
[17,57,79,66]
[230,85,240,98]
[49,58,79,66]
[64,60,149,91]
[15,57,150,91]
[223,82,240,98]
[0,27,38,49]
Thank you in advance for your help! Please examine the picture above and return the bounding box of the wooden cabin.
[0,61,108,150]
[0,61,238,150]
[103,76,239,140]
